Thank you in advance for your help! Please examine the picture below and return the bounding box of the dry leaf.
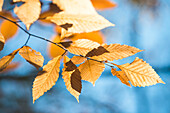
[0,33,5,51]
[19,46,44,69]
[62,56,82,102]
[111,68,131,87]
[71,56,86,64]
[115,57,165,87]
[33,55,62,103]
[91,0,116,10]
[0,48,20,71]
[0,20,18,41]
[48,0,114,37]
[0,0,3,11]
[61,39,100,56]
[86,43,143,61]
[48,35,65,58]
[79,59,105,85]
[14,0,41,30]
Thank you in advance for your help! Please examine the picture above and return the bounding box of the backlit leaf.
[87,43,143,61]
[111,68,131,87]
[62,56,82,102]
[0,20,18,41]
[19,46,44,69]
[33,55,62,103]
[114,57,165,87]
[91,0,116,10]
[0,0,3,11]
[0,48,20,72]
[14,0,41,30]
[71,56,86,64]
[0,33,5,51]
[78,59,105,85]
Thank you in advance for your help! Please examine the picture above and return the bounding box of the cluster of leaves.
[0,0,165,104]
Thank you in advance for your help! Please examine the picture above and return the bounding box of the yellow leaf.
[78,59,105,85]
[32,55,62,103]
[0,33,5,51]
[111,68,131,87]
[61,39,100,56]
[0,48,20,72]
[115,57,165,87]
[14,0,41,30]
[48,35,65,58]
[71,56,86,64]
[91,0,116,10]
[48,0,114,37]
[0,0,3,11]
[0,20,18,41]
[86,44,143,61]
[62,56,82,102]
[19,46,44,69]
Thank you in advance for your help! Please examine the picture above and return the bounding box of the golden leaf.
[33,55,62,103]
[78,59,105,85]
[14,0,41,30]
[48,35,65,58]
[0,33,5,51]
[0,20,18,41]
[86,44,143,61]
[0,0,3,11]
[111,68,131,87]
[48,0,114,37]
[115,57,165,87]
[91,0,116,10]
[62,39,100,56]
[19,46,44,69]
[71,56,86,65]
[62,56,82,102]
[0,48,20,72]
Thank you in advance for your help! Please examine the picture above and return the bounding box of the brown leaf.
[78,59,105,85]
[14,0,41,30]
[71,56,86,64]
[19,46,44,69]
[91,0,116,10]
[89,44,143,61]
[85,46,109,57]
[0,20,18,41]
[0,33,5,51]
[0,48,20,72]
[62,56,82,102]
[111,68,131,87]
[33,55,62,103]
[114,57,165,87]
[0,0,4,11]
[66,39,100,56]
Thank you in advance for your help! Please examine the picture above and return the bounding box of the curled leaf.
[0,33,5,51]
[19,46,44,69]
[33,55,62,103]
[78,59,105,85]
[0,48,20,72]
[115,57,165,87]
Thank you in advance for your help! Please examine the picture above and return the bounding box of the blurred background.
[0,0,169,113]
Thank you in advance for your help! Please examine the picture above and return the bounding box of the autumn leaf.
[62,56,82,102]
[61,39,100,56]
[48,0,114,37]
[0,62,20,73]
[0,20,18,41]
[71,56,86,65]
[111,68,131,87]
[33,55,62,103]
[19,46,44,69]
[114,57,165,87]
[86,43,143,61]
[0,0,3,11]
[78,59,105,85]
[0,33,5,51]
[0,48,20,72]
[91,0,116,10]
[14,0,41,30]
